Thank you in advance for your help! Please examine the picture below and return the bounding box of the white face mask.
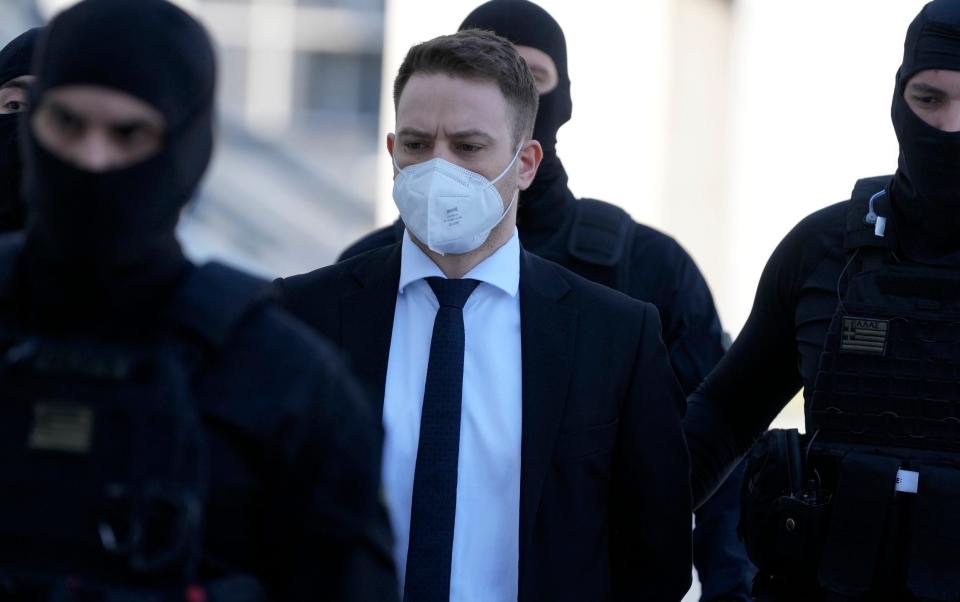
[392,144,521,255]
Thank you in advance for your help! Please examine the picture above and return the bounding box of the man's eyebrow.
[396,128,494,143]
[109,118,162,132]
[45,100,78,118]
[448,129,494,142]
[396,127,433,138]
[908,82,947,95]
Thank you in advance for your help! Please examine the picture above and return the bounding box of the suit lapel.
[518,250,577,575]
[340,244,401,417]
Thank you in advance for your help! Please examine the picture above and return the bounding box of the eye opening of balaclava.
[29,85,170,173]
[0,27,41,233]
[18,0,217,323]
[890,0,960,255]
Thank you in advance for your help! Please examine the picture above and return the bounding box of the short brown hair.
[393,29,539,146]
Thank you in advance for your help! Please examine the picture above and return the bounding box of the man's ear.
[386,132,396,157]
[517,139,543,191]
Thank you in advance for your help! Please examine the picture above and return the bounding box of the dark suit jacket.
[276,244,692,602]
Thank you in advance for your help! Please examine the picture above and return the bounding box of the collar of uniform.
[398,228,520,298]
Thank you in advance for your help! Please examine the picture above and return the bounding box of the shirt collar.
[398,228,521,298]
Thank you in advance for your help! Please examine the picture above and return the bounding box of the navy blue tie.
[404,277,481,602]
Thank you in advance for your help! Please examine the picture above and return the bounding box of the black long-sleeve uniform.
[685,200,858,507]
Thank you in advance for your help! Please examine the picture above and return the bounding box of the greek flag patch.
[841,316,888,356]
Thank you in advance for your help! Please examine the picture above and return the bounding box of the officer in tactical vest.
[0,1,396,600]
[686,1,960,600]
[339,2,753,599]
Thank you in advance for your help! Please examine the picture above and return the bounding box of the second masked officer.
[279,29,691,602]
[339,2,752,600]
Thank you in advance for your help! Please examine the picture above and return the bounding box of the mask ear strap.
[490,143,524,185]
[504,189,518,215]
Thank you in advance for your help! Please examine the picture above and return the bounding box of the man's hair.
[393,29,539,146]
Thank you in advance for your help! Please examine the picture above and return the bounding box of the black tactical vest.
[810,176,960,452]
[806,177,960,601]
[0,247,269,601]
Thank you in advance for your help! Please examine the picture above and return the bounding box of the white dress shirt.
[382,229,523,602]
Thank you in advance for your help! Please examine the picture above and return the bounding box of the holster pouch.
[741,429,828,588]
[906,465,960,601]
[818,452,900,598]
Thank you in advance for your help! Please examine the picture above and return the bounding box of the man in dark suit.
[339,4,752,598]
[277,29,690,602]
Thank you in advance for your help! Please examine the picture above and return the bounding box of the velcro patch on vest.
[841,316,889,355]
[29,401,94,454]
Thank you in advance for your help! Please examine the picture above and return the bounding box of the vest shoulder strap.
[567,198,633,267]
[170,262,273,350]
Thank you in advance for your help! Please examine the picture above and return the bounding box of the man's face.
[0,75,35,115]
[904,68,960,132]
[389,73,540,214]
[516,45,558,95]
[32,85,166,172]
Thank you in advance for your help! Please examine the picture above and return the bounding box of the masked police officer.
[0,1,396,600]
[0,28,40,232]
[686,1,960,600]
[340,2,752,599]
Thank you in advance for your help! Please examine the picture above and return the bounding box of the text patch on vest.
[841,316,889,355]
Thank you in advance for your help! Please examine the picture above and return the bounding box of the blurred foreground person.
[0,1,395,600]
[685,1,960,600]
[279,29,691,601]
[0,28,40,232]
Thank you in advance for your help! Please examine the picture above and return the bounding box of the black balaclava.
[19,0,216,326]
[460,0,575,239]
[891,0,960,259]
[0,28,41,232]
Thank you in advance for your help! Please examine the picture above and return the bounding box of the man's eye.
[912,94,941,106]
[51,109,83,135]
[458,144,481,153]
[112,125,156,147]
[404,142,426,151]
[4,101,24,112]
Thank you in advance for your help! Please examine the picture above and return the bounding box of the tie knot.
[426,277,480,309]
